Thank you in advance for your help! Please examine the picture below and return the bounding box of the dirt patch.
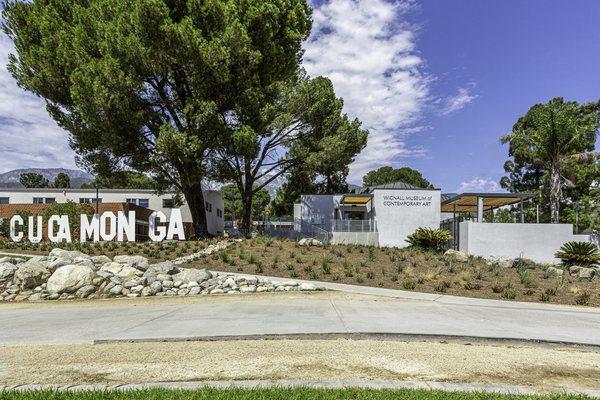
[0,339,599,392]
[181,238,600,307]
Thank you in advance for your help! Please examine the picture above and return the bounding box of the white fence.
[330,219,377,233]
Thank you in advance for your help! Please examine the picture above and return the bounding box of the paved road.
[1,290,599,346]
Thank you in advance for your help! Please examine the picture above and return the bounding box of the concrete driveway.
[1,289,599,346]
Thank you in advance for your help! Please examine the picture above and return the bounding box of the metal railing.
[330,219,377,233]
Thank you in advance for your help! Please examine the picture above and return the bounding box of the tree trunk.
[549,162,561,224]
[241,184,253,237]
[182,183,210,238]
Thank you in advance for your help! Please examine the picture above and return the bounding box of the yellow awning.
[341,196,371,205]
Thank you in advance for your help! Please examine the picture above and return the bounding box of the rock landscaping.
[0,240,324,302]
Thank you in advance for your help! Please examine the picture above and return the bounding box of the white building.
[294,181,441,247]
[0,188,224,236]
[295,182,591,263]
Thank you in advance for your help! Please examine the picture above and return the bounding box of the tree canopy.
[500,97,600,224]
[19,172,49,188]
[81,171,156,190]
[362,166,433,189]
[221,183,270,222]
[53,172,71,189]
[3,0,312,236]
[216,73,368,229]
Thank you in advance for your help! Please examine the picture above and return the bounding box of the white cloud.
[457,177,501,193]
[304,0,429,183]
[0,34,77,173]
[440,87,477,116]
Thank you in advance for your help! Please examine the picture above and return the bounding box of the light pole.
[95,184,100,216]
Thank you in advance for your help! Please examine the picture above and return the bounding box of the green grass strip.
[0,388,592,400]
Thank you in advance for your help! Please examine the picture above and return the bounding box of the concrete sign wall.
[459,221,590,264]
[372,189,441,247]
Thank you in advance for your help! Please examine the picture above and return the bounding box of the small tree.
[19,173,49,188]
[501,98,600,223]
[53,173,71,189]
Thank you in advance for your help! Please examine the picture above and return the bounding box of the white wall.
[331,232,379,246]
[372,189,441,247]
[0,188,224,236]
[203,190,225,236]
[459,221,588,264]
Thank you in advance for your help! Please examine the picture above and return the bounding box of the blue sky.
[405,0,600,192]
[1,0,599,193]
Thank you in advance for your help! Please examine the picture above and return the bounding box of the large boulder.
[91,255,111,265]
[578,267,595,280]
[298,238,323,247]
[49,248,90,261]
[444,249,469,263]
[13,263,51,289]
[0,257,19,265]
[144,261,178,277]
[172,268,212,284]
[0,263,17,281]
[47,265,95,294]
[546,266,564,277]
[100,262,142,279]
[113,255,149,271]
[47,258,71,273]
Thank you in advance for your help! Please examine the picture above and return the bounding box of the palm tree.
[501,98,599,223]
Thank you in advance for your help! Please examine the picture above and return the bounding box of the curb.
[2,379,599,397]
[209,269,600,313]
[93,331,600,349]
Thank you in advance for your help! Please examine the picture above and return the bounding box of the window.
[216,208,223,218]
[205,201,212,212]
[126,198,150,208]
[0,197,8,204]
[79,198,102,204]
[162,199,175,208]
[33,197,55,204]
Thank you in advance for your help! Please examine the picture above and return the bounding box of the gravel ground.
[1,338,599,392]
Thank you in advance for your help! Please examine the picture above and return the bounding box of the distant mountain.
[0,168,94,189]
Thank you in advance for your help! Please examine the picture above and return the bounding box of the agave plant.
[406,227,452,252]
[555,241,600,267]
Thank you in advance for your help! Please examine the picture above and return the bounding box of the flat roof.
[441,192,533,213]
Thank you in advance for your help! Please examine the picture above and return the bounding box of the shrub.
[518,270,537,288]
[502,289,517,300]
[555,241,600,267]
[402,280,416,290]
[575,291,591,306]
[491,283,503,293]
[406,227,452,252]
[434,281,451,292]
